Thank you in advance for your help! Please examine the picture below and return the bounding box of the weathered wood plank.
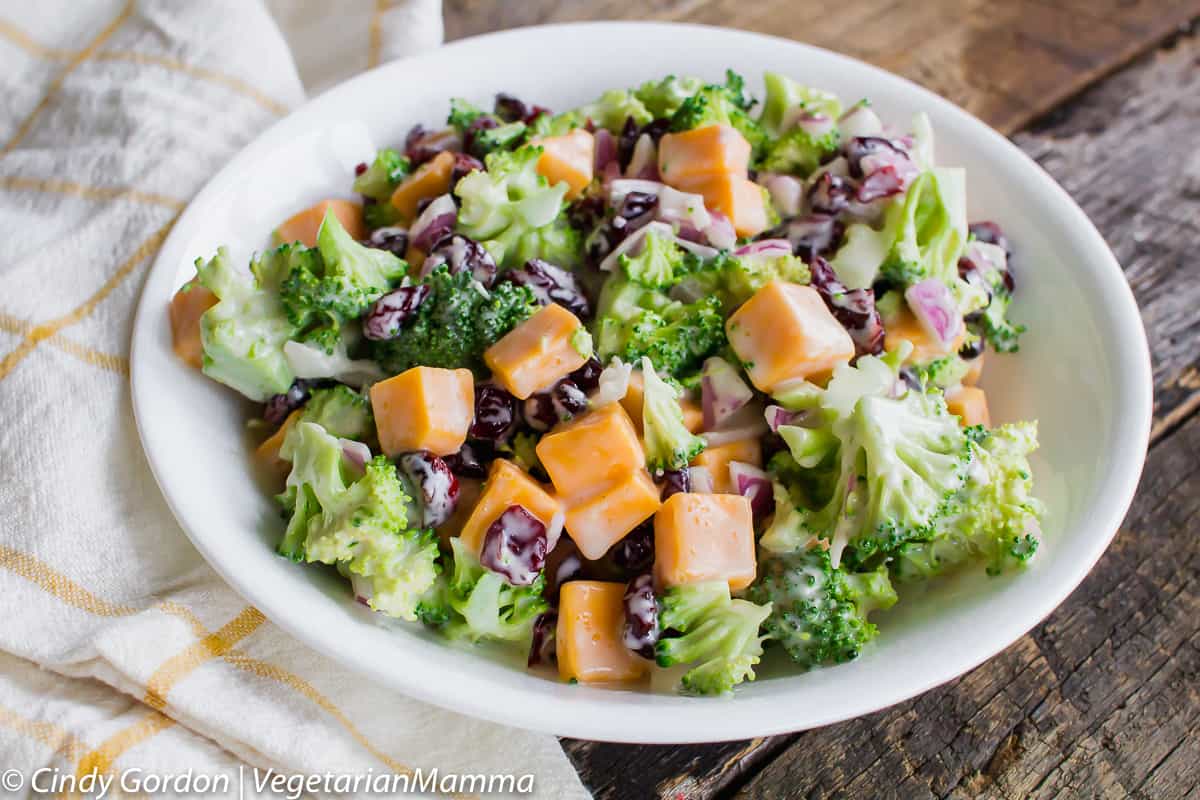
[443,0,1200,134]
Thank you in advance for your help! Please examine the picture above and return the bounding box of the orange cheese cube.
[556,581,648,684]
[654,493,756,592]
[676,174,768,238]
[727,281,855,392]
[884,304,967,365]
[658,124,751,185]
[274,199,365,247]
[457,459,562,555]
[254,409,302,478]
[168,278,217,369]
[946,386,991,428]
[369,366,473,457]
[963,353,984,386]
[390,150,455,222]
[690,437,762,494]
[484,303,589,399]
[535,403,644,500]
[534,129,594,200]
[565,470,662,560]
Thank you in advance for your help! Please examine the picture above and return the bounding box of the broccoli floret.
[748,547,896,670]
[669,71,765,156]
[486,216,583,270]
[635,74,706,118]
[447,97,485,132]
[368,266,538,374]
[780,355,969,564]
[640,357,705,473]
[655,580,772,695]
[893,422,1044,580]
[619,227,686,289]
[279,210,406,340]
[276,423,439,620]
[300,384,372,441]
[195,246,297,401]
[913,354,971,390]
[353,148,410,202]
[575,88,652,133]
[760,127,841,177]
[428,538,547,644]
[879,169,967,287]
[758,71,843,136]
[592,273,726,379]
[455,145,568,268]
[717,252,811,308]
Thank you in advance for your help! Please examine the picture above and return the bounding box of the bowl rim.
[131,20,1153,743]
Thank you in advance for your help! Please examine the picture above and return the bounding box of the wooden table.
[446,3,1200,797]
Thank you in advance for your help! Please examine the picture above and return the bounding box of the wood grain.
[443,0,1200,134]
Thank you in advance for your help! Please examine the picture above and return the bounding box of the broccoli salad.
[169,70,1043,696]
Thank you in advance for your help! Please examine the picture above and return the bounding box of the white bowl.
[131,22,1152,743]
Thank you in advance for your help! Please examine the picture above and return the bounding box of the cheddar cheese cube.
[690,437,762,495]
[619,371,703,435]
[390,150,455,222]
[565,470,662,560]
[254,409,302,479]
[884,303,966,364]
[369,366,474,457]
[168,278,217,369]
[658,124,751,185]
[534,129,594,200]
[946,385,991,428]
[274,199,365,247]
[963,353,984,387]
[654,493,756,592]
[536,403,644,500]
[484,303,589,399]
[556,581,648,684]
[675,174,769,238]
[727,281,855,392]
[457,459,562,555]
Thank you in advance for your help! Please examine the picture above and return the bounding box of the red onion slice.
[760,173,804,217]
[729,461,773,519]
[594,128,617,172]
[598,220,676,272]
[688,466,715,494]
[339,438,372,473]
[733,238,794,258]
[905,278,963,347]
[705,211,737,250]
[701,357,755,431]
[625,133,659,180]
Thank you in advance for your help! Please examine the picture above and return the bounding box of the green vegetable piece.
[640,357,705,473]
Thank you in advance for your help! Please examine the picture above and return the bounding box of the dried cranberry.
[527,611,558,667]
[640,118,671,143]
[480,505,548,585]
[405,124,460,166]
[622,573,660,658]
[502,259,590,319]
[660,469,691,500]
[611,522,654,573]
[552,380,588,421]
[493,93,529,123]
[809,172,852,215]
[843,136,907,179]
[354,162,368,176]
[809,257,884,356]
[396,451,460,528]
[362,284,431,341]
[568,357,603,393]
[768,215,844,262]
[617,116,640,170]
[959,337,985,360]
[968,221,1011,261]
[470,384,518,442]
[451,152,484,184]
[444,442,491,479]
[464,116,499,158]
[611,191,658,240]
[263,379,312,426]
[423,234,497,287]
[857,165,908,203]
[523,392,559,432]
[366,226,409,257]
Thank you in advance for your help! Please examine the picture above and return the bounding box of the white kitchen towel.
[0,1,589,797]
